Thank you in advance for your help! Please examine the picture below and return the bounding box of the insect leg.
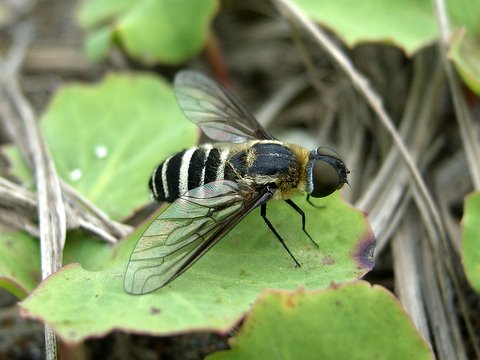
[260,203,301,268]
[285,199,319,248]
[306,195,325,209]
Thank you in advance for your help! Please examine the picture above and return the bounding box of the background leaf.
[447,0,480,35]
[462,192,480,293]
[0,229,122,299]
[292,0,437,56]
[20,194,374,343]
[84,26,112,63]
[448,0,480,95]
[291,0,480,93]
[0,232,41,299]
[78,0,218,64]
[450,32,480,95]
[20,72,198,221]
[208,282,433,360]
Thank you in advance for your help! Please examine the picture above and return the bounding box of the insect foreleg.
[306,195,325,209]
[285,199,319,248]
[260,203,301,268]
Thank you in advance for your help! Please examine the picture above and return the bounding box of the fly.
[124,70,349,294]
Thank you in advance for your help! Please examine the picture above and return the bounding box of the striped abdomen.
[149,145,231,202]
[149,141,301,203]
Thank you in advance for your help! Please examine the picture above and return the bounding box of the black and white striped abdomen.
[149,145,231,202]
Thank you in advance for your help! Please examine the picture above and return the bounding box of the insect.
[124,70,349,294]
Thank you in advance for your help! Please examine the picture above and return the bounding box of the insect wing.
[125,180,250,294]
[174,70,275,143]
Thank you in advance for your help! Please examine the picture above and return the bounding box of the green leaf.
[20,194,374,343]
[84,26,113,63]
[462,192,480,292]
[2,145,33,186]
[293,0,437,56]
[78,0,218,64]
[447,0,480,95]
[78,0,136,28]
[63,231,114,271]
[11,73,197,221]
[208,282,433,360]
[447,0,480,35]
[0,231,41,299]
[0,229,119,299]
[450,31,480,95]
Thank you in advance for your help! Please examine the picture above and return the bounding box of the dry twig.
[1,21,63,360]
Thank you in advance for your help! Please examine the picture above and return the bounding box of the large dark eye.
[310,159,340,198]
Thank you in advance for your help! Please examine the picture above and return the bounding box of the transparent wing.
[174,70,275,143]
[124,180,265,294]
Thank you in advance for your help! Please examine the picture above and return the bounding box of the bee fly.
[124,70,349,294]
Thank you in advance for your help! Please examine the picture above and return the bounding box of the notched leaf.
[207,282,434,360]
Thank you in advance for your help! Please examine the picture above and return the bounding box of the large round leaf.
[20,193,375,343]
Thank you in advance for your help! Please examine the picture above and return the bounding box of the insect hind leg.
[285,199,319,248]
[261,203,301,268]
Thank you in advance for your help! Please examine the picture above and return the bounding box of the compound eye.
[310,159,340,198]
